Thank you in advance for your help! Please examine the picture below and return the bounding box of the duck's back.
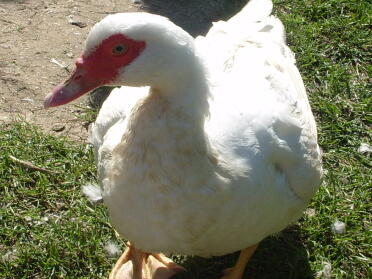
[196,0,322,202]
[173,1,323,256]
[91,0,322,257]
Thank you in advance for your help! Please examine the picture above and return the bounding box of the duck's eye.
[112,44,127,56]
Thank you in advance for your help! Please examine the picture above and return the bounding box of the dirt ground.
[0,0,245,141]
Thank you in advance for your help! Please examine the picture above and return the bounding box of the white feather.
[316,262,332,279]
[104,240,121,258]
[85,0,322,256]
[82,183,103,203]
[331,220,346,234]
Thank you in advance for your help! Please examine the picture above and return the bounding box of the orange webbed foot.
[109,242,185,279]
[219,244,259,279]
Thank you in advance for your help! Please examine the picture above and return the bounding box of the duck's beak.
[44,59,104,108]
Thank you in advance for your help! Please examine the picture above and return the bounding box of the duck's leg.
[109,242,185,279]
[220,243,259,279]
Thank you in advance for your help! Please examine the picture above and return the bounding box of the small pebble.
[331,220,346,234]
[68,17,87,28]
[21,97,34,103]
[358,143,371,153]
[2,249,18,263]
[304,208,316,217]
[316,262,332,278]
[131,0,143,4]
[52,124,65,132]
[339,177,348,184]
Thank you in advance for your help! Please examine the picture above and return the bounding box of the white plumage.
[46,0,322,277]
[88,0,322,257]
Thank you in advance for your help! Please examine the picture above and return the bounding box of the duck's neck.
[119,50,211,165]
[153,63,209,122]
[111,56,212,196]
[123,59,210,160]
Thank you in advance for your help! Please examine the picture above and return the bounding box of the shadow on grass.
[173,226,314,279]
[141,0,248,36]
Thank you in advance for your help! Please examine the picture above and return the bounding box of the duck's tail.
[226,0,286,45]
[228,0,273,24]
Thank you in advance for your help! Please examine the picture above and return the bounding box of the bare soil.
[0,0,245,140]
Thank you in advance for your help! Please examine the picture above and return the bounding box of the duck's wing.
[198,0,322,201]
[89,86,149,179]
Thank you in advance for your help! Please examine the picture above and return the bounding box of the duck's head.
[44,13,195,108]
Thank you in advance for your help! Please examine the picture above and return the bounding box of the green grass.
[0,123,119,278]
[0,0,371,278]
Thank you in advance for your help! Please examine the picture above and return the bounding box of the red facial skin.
[44,34,146,108]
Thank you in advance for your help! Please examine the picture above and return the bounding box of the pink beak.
[44,58,104,108]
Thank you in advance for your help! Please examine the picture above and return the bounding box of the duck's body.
[46,0,322,277]
[90,0,321,257]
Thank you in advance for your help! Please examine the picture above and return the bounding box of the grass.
[0,0,371,278]
[0,123,118,278]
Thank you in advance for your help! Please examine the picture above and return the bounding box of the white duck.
[45,0,322,278]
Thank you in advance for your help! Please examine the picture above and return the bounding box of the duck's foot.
[220,243,259,279]
[109,242,185,279]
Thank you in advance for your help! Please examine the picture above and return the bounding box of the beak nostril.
[74,74,83,81]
